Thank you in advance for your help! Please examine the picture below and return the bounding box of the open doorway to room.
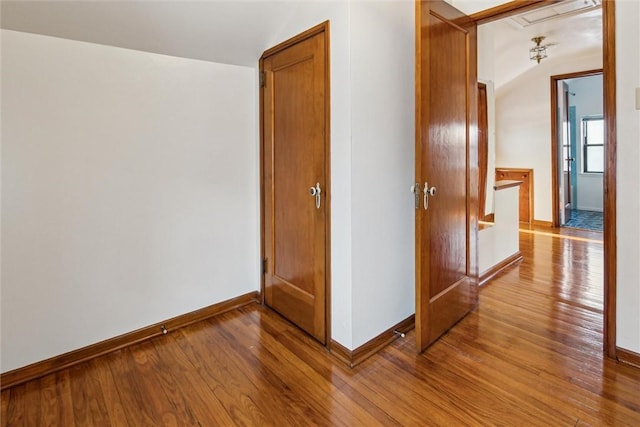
[475,1,604,230]
[552,70,604,232]
[470,0,614,355]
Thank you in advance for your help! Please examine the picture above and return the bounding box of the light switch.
[636,87,640,110]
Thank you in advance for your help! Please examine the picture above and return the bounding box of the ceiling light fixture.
[529,36,548,64]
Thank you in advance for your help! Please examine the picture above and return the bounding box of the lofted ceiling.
[1,0,602,83]
[0,0,302,67]
[453,0,602,88]
[488,6,602,88]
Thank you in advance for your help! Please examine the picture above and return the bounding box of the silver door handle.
[423,182,436,210]
[309,182,321,209]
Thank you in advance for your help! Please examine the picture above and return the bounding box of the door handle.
[309,182,322,209]
[423,182,436,210]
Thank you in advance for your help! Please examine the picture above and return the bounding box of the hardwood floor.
[3,230,639,426]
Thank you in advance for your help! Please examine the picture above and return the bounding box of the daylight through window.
[582,116,604,173]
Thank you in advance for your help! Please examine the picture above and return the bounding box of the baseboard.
[328,340,353,366]
[330,315,415,368]
[479,251,523,287]
[532,220,553,227]
[617,347,640,369]
[1,291,259,390]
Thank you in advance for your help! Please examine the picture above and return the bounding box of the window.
[582,116,604,173]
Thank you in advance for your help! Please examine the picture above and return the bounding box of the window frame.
[582,115,604,174]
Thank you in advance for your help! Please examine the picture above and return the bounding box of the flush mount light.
[529,36,548,64]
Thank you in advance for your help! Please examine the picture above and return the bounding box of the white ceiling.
[488,7,602,88]
[1,0,602,82]
[0,0,302,67]
[452,0,602,88]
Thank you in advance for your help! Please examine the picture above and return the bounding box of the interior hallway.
[2,229,639,426]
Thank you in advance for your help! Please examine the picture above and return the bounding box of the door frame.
[550,68,604,227]
[471,0,616,357]
[259,21,332,344]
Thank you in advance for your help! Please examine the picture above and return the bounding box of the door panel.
[569,106,578,208]
[415,0,478,352]
[557,80,572,224]
[478,83,488,220]
[262,27,328,344]
[562,82,573,222]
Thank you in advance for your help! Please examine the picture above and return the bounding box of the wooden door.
[557,80,572,224]
[415,0,478,352]
[495,168,533,224]
[478,82,489,220]
[562,82,575,222]
[261,24,329,344]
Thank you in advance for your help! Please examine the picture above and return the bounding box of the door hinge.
[262,258,267,275]
[259,71,266,88]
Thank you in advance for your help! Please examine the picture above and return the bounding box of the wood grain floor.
[3,230,640,426]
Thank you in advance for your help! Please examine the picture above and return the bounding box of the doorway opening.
[551,70,604,232]
[471,0,615,357]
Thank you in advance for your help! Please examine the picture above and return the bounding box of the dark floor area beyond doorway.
[564,209,603,232]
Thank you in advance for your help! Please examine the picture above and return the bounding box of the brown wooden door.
[415,0,478,352]
[560,81,573,223]
[478,82,489,220]
[261,25,329,344]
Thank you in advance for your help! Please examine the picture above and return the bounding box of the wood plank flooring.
[3,230,640,426]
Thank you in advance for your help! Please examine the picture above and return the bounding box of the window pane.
[586,119,604,145]
[586,146,604,173]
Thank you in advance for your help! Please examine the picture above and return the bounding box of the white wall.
[568,74,603,212]
[615,0,640,355]
[350,0,414,348]
[478,185,520,274]
[494,51,602,222]
[1,30,259,372]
